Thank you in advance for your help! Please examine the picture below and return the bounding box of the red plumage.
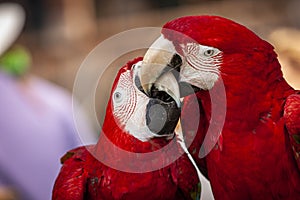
[52,58,200,200]
[162,16,300,199]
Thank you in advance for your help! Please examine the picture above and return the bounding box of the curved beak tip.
[140,35,177,94]
[138,35,182,107]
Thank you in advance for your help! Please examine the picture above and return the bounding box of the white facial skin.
[112,62,173,142]
[179,42,222,90]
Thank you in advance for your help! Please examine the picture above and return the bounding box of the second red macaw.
[140,16,300,199]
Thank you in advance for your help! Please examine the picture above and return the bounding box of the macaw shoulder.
[52,145,93,200]
[284,92,300,170]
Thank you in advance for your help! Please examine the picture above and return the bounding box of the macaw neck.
[213,52,295,130]
[93,116,179,172]
[197,71,294,132]
[95,116,171,154]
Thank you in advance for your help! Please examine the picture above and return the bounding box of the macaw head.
[102,58,181,145]
[140,16,283,97]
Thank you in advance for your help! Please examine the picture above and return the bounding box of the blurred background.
[0,0,300,199]
[8,0,300,88]
[6,0,300,123]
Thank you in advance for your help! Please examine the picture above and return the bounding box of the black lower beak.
[179,82,201,97]
[146,89,180,136]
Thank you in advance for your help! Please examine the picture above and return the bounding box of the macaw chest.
[85,167,178,200]
[206,121,300,199]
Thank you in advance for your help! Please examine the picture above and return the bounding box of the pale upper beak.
[139,35,181,106]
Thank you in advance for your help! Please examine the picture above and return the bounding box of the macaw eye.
[204,49,215,57]
[113,91,123,104]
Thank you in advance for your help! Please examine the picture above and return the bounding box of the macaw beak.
[139,35,182,107]
[140,35,198,98]
[140,35,177,93]
[133,59,181,137]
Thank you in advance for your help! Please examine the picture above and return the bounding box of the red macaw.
[52,58,201,200]
[139,16,300,199]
